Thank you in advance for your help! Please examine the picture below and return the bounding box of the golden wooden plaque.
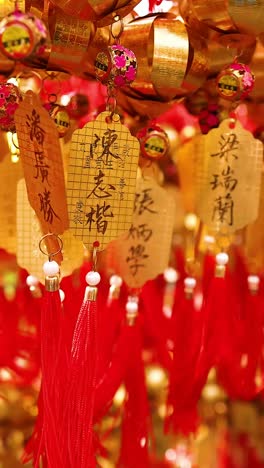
[67,111,139,250]
[14,91,69,234]
[108,176,175,288]
[0,155,22,254]
[196,119,263,233]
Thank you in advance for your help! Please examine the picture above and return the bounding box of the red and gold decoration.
[0,7,48,61]
[1,0,264,467]
[217,62,255,101]
[0,81,21,131]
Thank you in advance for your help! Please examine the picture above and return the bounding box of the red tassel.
[118,299,150,468]
[94,322,137,422]
[23,260,64,467]
[96,275,125,381]
[141,275,172,371]
[167,276,201,435]
[218,275,264,399]
[62,270,99,468]
[195,253,234,379]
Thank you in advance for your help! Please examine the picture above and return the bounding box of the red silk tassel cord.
[18,245,264,466]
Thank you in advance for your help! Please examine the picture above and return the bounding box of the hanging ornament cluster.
[0,0,264,467]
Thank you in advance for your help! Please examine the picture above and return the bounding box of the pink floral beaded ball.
[95,44,137,88]
[0,82,21,132]
[217,62,255,101]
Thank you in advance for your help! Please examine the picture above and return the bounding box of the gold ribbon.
[47,7,95,73]
[182,0,264,36]
[248,40,264,102]
[185,0,237,32]
[49,0,140,26]
[182,27,208,92]
[228,0,264,36]
[122,13,189,101]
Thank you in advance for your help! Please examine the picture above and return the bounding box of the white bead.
[86,271,101,286]
[125,301,138,314]
[216,252,229,266]
[247,275,260,287]
[26,275,39,287]
[43,260,60,276]
[184,277,196,289]
[184,213,198,230]
[109,274,123,287]
[163,267,178,284]
[204,235,215,245]
[59,289,65,303]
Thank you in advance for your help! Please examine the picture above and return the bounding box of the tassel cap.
[215,252,229,278]
[215,265,225,277]
[85,286,98,302]
[248,275,260,295]
[126,299,138,326]
[45,275,59,291]
[184,277,196,299]
[109,274,123,299]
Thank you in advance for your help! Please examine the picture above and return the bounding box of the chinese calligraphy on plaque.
[108,177,175,288]
[196,120,263,233]
[67,111,139,250]
[14,91,69,234]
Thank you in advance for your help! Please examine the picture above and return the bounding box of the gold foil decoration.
[179,0,211,38]
[181,27,208,93]
[49,0,140,26]
[189,0,237,32]
[228,0,264,36]
[17,179,84,283]
[122,14,189,101]
[0,155,22,254]
[188,0,264,36]
[48,8,94,73]
[67,111,139,250]
[196,119,263,233]
[108,176,175,288]
[14,91,69,234]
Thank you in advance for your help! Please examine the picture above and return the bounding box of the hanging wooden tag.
[17,179,84,283]
[67,111,139,250]
[245,174,264,272]
[108,176,175,288]
[0,155,22,254]
[176,136,200,214]
[17,178,44,280]
[14,91,69,235]
[196,119,263,233]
